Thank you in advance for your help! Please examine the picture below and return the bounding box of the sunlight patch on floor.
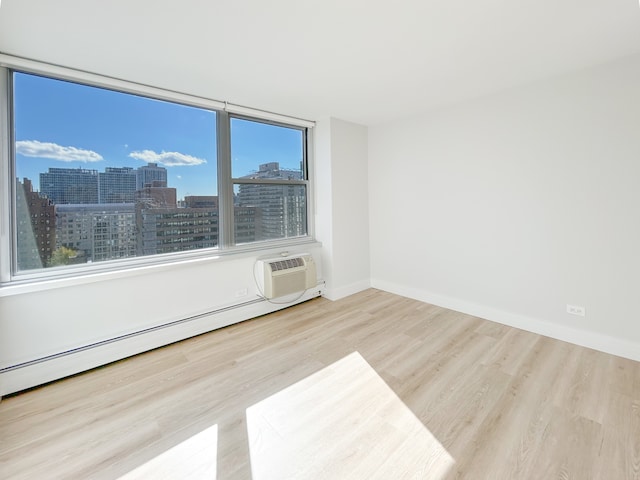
[246,352,454,479]
[117,424,218,480]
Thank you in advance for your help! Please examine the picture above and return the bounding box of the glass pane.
[234,184,307,244]
[13,72,218,272]
[230,117,304,179]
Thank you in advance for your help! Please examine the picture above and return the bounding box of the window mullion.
[217,110,234,248]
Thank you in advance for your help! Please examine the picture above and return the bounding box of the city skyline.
[13,71,304,200]
[15,160,307,271]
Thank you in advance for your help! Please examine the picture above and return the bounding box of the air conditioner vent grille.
[269,257,305,271]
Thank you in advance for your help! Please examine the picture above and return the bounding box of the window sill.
[0,238,322,298]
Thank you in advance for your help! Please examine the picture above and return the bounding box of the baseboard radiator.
[0,286,324,397]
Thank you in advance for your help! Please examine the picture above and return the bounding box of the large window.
[2,67,312,281]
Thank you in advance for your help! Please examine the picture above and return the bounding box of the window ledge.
[0,238,322,297]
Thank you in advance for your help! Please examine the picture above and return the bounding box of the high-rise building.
[40,167,98,204]
[136,207,218,256]
[56,204,136,262]
[184,196,218,209]
[135,183,177,208]
[236,162,306,241]
[136,162,167,189]
[98,167,137,203]
[15,178,56,269]
[234,205,261,244]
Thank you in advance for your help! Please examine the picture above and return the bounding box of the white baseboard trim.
[371,279,640,363]
[324,279,371,301]
[0,289,323,397]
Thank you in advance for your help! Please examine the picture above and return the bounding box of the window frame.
[0,56,316,286]
[229,113,309,246]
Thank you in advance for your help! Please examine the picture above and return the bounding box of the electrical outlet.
[235,287,249,298]
[566,304,585,317]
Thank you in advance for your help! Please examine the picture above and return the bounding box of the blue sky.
[13,72,304,199]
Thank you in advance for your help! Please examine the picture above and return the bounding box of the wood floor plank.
[480,326,540,376]
[443,336,579,479]
[607,355,640,400]
[421,362,512,456]
[552,347,612,424]
[520,408,603,480]
[595,391,640,479]
[1,289,639,479]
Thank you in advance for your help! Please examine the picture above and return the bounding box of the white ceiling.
[1,0,639,126]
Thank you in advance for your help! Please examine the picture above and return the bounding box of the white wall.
[315,118,370,300]
[369,53,640,360]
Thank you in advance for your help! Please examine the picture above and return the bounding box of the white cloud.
[129,149,207,167]
[15,140,103,163]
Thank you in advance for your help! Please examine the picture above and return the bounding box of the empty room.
[1,1,639,478]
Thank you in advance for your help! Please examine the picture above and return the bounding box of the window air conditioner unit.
[257,254,317,299]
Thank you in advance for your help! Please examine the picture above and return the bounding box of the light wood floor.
[1,289,639,479]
